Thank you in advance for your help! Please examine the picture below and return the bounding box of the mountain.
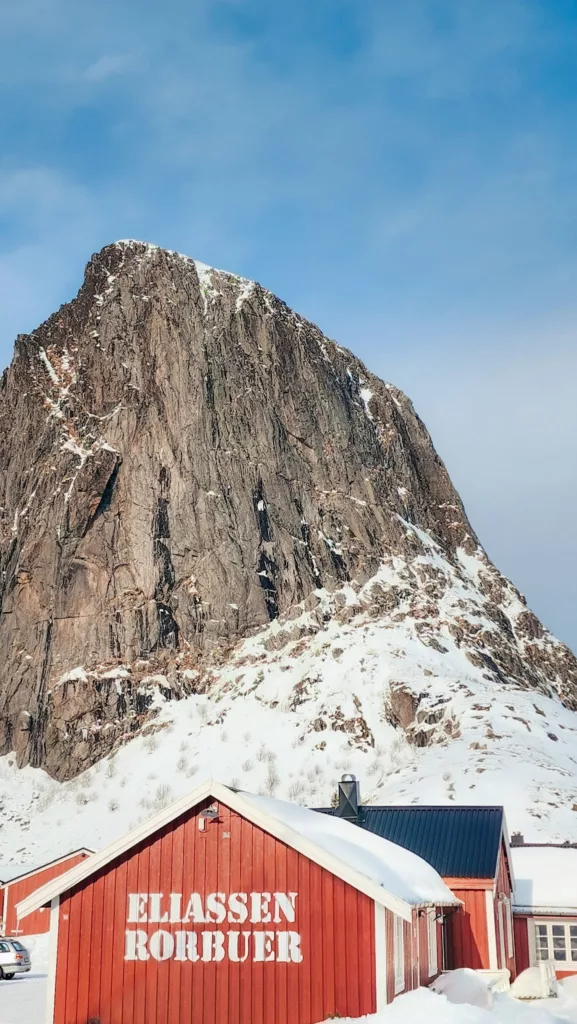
[1,240,577,862]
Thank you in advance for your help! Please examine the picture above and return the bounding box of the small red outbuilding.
[18,781,459,1024]
[0,849,93,936]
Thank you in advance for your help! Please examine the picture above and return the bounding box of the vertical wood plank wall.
[445,889,490,969]
[53,800,377,1024]
[513,916,530,974]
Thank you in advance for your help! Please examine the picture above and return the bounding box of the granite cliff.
[1,240,575,781]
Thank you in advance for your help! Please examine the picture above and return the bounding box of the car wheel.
[4,973,14,980]
[0,967,4,980]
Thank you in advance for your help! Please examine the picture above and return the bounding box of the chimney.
[337,774,360,824]
[510,831,525,847]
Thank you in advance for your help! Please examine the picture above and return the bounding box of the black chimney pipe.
[337,774,360,823]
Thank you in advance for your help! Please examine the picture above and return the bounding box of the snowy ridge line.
[111,239,273,314]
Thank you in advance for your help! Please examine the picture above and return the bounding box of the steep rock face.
[0,240,575,779]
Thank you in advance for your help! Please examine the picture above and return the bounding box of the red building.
[18,781,458,1024]
[512,842,577,979]
[319,791,516,979]
[0,849,93,937]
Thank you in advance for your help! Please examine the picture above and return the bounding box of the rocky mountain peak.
[0,241,576,783]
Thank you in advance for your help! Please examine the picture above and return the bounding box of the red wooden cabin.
[319,786,516,979]
[512,841,577,979]
[18,781,459,1024]
[0,849,93,937]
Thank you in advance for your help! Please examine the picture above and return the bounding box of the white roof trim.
[498,817,515,891]
[0,848,94,887]
[17,782,454,922]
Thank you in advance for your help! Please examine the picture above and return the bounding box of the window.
[394,916,405,994]
[535,924,549,961]
[534,922,577,964]
[428,911,438,977]
[10,941,25,952]
[0,942,10,953]
[552,925,567,962]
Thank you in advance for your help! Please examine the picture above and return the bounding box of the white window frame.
[530,920,577,967]
[394,915,405,994]
[504,900,514,960]
[428,910,438,977]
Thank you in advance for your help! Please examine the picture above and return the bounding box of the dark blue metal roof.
[316,806,505,879]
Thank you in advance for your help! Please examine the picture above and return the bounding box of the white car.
[0,938,31,979]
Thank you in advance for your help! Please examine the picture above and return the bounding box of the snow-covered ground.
[317,987,577,1022]
[2,978,577,1024]
[1,529,577,866]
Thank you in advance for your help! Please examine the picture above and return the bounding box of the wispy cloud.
[82,53,140,83]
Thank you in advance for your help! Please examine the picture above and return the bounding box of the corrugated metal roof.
[315,806,504,879]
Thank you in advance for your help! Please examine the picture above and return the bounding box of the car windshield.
[10,941,26,951]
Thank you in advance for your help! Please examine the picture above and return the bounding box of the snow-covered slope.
[1,524,577,867]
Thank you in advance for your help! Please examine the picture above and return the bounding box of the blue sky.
[1,0,576,648]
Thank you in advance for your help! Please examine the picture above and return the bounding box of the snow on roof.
[0,849,94,886]
[241,792,459,908]
[0,863,41,883]
[16,782,458,922]
[512,846,577,913]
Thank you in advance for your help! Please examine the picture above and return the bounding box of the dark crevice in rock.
[256,550,279,621]
[253,478,272,543]
[84,461,121,534]
[154,602,179,649]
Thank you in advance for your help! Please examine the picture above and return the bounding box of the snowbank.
[512,847,577,912]
[22,932,50,973]
[431,969,493,1009]
[242,791,459,907]
[510,967,558,1001]
[316,986,577,1022]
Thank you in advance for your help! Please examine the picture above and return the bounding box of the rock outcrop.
[1,240,575,779]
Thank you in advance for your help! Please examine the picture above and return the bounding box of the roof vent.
[337,774,360,824]
[510,831,525,847]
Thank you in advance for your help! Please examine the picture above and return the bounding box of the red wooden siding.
[3,852,90,936]
[53,799,378,1024]
[513,916,530,974]
[444,889,490,969]
[418,912,429,986]
[385,909,395,1004]
[382,909,421,1001]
